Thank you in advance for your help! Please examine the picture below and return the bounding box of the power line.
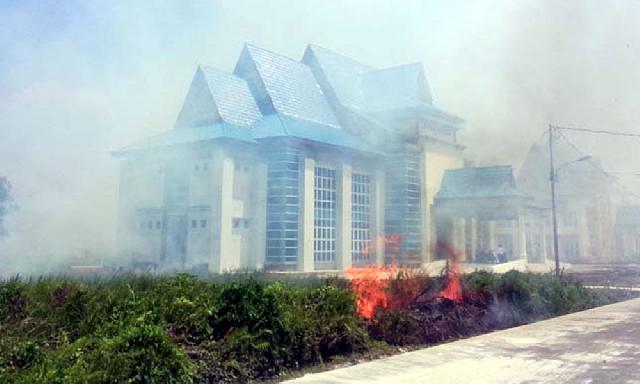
[552,124,640,138]
[566,171,640,176]
[556,130,640,201]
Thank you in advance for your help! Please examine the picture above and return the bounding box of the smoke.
[1,0,639,274]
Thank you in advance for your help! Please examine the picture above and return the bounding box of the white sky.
[1,0,639,266]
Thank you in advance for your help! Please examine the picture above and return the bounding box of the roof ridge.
[306,44,375,70]
[243,42,303,65]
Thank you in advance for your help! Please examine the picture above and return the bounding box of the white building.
[113,44,465,273]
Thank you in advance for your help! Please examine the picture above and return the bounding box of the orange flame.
[346,264,398,319]
[347,237,465,319]
[436,242,463,302]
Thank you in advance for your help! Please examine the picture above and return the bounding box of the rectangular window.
[352,173,371,263]
[314,166,337,263]
[191,220,197,229]
[265,146,300,265]
[384,154,422,264]
[200,219,207,228]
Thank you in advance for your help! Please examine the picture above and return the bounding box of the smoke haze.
[1,0,639,273]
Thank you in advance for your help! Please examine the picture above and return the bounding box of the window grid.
[314,167,337,263]
[352,173,371,263]
[385,154,422,264]
[266,146,300,264]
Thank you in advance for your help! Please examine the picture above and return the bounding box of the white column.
[420,149,430,264]
[336,164,352,270]
[298,157,315,272]
[453,218,467,261]
[488,220,496,250]
[518,214,528,260]
[252,162,268,270]
[469,218,478,262]
[210,154,234,273]
[372,170,386,265]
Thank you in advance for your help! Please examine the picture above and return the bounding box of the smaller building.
[434,165,547,263]
[517,137,617,263]
[615,206,640,262]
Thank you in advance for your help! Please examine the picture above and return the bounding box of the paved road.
[287,298,640,383]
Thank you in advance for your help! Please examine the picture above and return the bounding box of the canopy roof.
[435,165,540,220]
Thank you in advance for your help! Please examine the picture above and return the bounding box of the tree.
[0,176,11,237]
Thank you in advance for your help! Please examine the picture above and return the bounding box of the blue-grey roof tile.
[198,66,262,127]
[437,166,525,199]
[303,45,374,112]
[114,123,255,155]
[175,66,261,128]
[252,114,378,154]
[363,63,432,111]
[234,44,340,128]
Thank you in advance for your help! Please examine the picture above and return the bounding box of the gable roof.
[302,44,374,112]
[175,66,261,128]
[436,165,525,200]
[363,63,433,111]
[117,43,463,156]
[303,44,462,129]
[234,44,340,128]
[517,136,613,199]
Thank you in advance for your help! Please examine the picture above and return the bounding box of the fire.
[346,234,407,318]
[436,242,463,302]
[346,264,398,319]
[347,238,465,318]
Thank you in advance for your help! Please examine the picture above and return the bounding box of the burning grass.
[0,270,636,383]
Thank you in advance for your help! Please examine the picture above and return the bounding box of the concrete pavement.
[287,298,640,383]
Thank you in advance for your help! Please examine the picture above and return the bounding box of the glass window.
[314,166,337,263]
[265,146,300,264]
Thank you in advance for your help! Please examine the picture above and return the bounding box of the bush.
[17,324,193,384]
[0,277,27,323]
[0,271,630,383]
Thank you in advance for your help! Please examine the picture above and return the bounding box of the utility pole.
[548,125,561,276]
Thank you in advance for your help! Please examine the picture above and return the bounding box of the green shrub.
[0,271,629,383]
[0,277,27,323]
[19,324,193,384]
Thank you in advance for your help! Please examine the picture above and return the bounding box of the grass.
[0,270,635,383]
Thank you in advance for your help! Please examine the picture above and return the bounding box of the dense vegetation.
[0,271,633,383]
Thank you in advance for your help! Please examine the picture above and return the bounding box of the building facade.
[434,165,547,263]
[517,137,618,263]
[114,44,465,273]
